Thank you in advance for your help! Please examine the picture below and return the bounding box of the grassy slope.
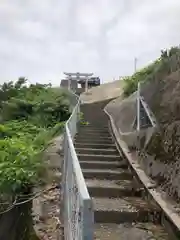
[0,83,70,195]
[123,47,180,199]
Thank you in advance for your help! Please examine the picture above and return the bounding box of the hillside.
[81,46,180,201]
[141,69,180,200]
[80,79,124,103]
[0,79,71,195]
[119,46,180,201]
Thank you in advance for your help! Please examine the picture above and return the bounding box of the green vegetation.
[0,78,70,195]
[123,46,180,96]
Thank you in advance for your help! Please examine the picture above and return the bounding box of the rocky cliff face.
[105,68,180,200]
[140,70,180,200]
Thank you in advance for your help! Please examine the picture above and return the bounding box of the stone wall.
[105,92,136,133]
[105,92,156,149]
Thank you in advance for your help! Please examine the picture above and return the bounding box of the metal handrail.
[136,83,157,130]
[61,91,93,240]
[139,96,157,127]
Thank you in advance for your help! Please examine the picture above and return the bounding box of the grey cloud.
[0,0,180,84]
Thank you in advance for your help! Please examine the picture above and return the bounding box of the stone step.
[86,179,142,198]
[76,132,112,138]
[79,122,108,126]
[80,120,108,125]
[80,160,127,169]
[79,124,109,129]
[75,138,113,144]
[75,147,118,155]
[75,132,112,138]
[82,169,132,180]
[77,153,121,162]
[74,142,116,150]
[94,223,169,239]
[77,126,110,132]
[93,197,161,223]
[78,129,110,134]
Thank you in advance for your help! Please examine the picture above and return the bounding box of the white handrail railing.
[61,91,93,240]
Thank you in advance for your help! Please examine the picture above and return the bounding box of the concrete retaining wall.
[105,92,156,150]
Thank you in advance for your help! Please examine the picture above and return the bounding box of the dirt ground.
[32,136,64,240]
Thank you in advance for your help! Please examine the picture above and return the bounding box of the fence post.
[137,82,140,132]
[60,132,68,220]
[82,199,94,240]
[137,82,141,151]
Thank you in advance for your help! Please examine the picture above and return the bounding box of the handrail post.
[82,199,94,240]
[85,77,88,93]
[61,133,68,218]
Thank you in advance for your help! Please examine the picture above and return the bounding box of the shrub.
[123,46,180,97]
[0,80,70,194]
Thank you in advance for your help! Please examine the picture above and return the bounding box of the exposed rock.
[139,70,180,200]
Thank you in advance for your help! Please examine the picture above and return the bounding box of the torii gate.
[63,72,93,92]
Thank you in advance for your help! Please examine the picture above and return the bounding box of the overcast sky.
[0,0,180,85]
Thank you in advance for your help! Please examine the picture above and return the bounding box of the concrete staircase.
[74,101,169,239]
